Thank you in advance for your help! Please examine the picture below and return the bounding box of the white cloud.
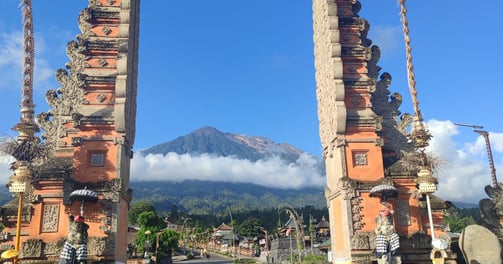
[426,119,502,203]
[367,25,402,57]
[0,31,23,90]
[0,158,14,184]
[130,152,325,189]
[0,29,57,94]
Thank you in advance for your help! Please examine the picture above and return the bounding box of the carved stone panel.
[353,151,368,166]
[88,236,115,256]
[42,204,60,233]
[396,200,411,226]
[20,239,43,258]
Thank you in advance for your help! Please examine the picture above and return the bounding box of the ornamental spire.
[12,0,39,142]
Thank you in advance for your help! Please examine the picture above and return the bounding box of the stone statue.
[459,224,502,264]
[479,183,503,236]
[459,183,503,263]
[375,209,401,264]
[59,215,89,264]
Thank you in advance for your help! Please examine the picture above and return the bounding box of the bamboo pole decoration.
[398,0,431,148]
[10,2,37,263]
[398,1,446,253]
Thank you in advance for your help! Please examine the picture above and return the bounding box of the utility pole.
[454,123,498,187]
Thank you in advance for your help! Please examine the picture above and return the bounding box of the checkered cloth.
[375,232,400,262]
[59,241,88,264]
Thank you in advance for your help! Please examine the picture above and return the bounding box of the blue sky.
[0,0,502,203]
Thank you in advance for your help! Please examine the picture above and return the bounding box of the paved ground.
[127,250,259,264]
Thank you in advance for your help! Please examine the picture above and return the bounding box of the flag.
[286,227,291,236]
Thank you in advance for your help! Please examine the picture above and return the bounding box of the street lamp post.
[260,227,269,254]
[144,230,152,262]
[4,163,31,264]
[228,210,235,260]
[182,217,192,249]
[155,231,161,261]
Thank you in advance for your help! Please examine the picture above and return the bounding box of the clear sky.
[0,0,502,203]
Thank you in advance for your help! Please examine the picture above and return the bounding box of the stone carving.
[351,197,364,230]
[21,239,43,258]
[71,137,82,147]
[395,200,410,226]
[478,183,503,236]
[371,72,413,162]
[59,215,89,264]
[354,152,368,166]
[351,232,373,249]
[313,0,345,152]
[45,239,66,256]
[336,177,365,231]
[42,204,60,233]
[367,45,382,79]
[96,93,106,103]
[88,236,115,256]
[37,39,88,151]
[459,224,502,264]
[0,232,9,242]
[101,26,112,35]
[78,8,94,39]
[397,113,413,135]
[89,0,102,6]
[399,232,430,249]
[374,210,401,264]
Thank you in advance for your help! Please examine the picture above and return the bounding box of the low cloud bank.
[131,152,325,189]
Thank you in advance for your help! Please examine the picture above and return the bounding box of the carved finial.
[12,0,40,143]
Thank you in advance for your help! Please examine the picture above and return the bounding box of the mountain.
[141,126,305,163]
[132,126,326,214]
[451,201,478,209]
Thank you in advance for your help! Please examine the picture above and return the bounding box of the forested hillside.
[130,180,326,215]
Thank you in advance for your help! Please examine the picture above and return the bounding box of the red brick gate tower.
[313,1,454,263]
[0,0,139,263]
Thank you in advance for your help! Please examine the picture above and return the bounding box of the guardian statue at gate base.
[375,209,401,264]
[59,215,89,264]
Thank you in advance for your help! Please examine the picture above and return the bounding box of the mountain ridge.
[141,126,309,163]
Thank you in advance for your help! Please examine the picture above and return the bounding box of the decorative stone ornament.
[415,167,438,194]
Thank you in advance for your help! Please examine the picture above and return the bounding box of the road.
[173,250,235,264]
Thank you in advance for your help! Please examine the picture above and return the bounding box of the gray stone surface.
[459,224,502,264]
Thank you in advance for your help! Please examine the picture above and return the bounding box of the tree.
[136,211,165,252]
[129,200,156,225]
[443,206,477,233]
[237,217,262,238]
[158,229,180,262]
[169,204,180,223]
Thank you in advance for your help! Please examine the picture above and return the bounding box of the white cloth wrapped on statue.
[374,209,400,262]
[58,240,88,264]
[375,233,400,257]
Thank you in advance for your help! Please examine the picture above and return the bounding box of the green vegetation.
[443,206,479,233]
[301,254,329,264]
[131,180,326,215]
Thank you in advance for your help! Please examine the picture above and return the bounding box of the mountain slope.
[141,126,305,162]
[130,180,326,214]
